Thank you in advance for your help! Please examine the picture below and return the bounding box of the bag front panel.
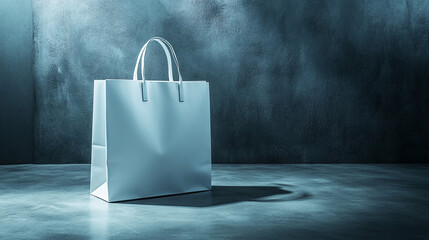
[105,80,211,202]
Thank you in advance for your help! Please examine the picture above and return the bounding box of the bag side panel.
[90,81,108,200]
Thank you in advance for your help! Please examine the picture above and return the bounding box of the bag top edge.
[95,79,208,83]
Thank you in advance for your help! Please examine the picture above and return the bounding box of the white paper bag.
[90,37,211,202]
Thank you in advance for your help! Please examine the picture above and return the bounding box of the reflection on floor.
[0,164,428,239]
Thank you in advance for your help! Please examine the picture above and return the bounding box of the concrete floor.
[0,164,428,240]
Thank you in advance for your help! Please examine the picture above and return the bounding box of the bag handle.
[133,37,184,102]
[133,38,173,82]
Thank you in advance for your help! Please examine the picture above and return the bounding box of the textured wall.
[32,0,429,163]
[0,0,34,164]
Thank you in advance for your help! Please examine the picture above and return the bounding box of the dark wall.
[29,0,429,163]
[0,0,34,164]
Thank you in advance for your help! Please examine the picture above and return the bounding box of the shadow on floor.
[119,185,311,207]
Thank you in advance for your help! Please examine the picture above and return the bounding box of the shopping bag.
[90,37,211,202]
